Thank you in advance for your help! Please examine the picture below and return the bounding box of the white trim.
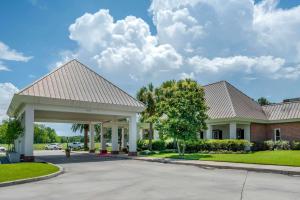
[274,128,281,141]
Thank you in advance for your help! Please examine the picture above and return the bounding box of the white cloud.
[0,61,10,71]
[54,1,300,94]
[0,83,18,122]
[0,41,32,72]
[0,41,32,62]
[66,9,182,87]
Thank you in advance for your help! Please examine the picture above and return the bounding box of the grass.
[1,143,111,151]
[148,150,300,167]
[0,162,59,183]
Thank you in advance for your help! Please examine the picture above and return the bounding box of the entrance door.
[212,129,223,139]
[237,128,245,139]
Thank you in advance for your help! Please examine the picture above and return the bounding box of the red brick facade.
[251,122,300,142]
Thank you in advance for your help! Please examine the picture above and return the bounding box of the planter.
[7,152,20,163]
[65,150,71,158]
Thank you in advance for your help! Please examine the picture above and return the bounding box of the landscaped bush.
[275,140,290,150]
[151,140,166,151]
[137,139,149,151]
[263,140,275,150]
[184,139,251,153]
[263,140,291,150]
[291,141,300,150]
[166,140,176,149]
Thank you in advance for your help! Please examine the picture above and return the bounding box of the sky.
[1,0,300,136]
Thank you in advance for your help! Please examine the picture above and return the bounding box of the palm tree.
[137,83,157,150]
[71,124,89,150]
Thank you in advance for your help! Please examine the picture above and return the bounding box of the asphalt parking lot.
[0,150,299,200]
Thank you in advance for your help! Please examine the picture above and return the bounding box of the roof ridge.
[17,59,75,95]
[203,80,226,87]
[263,101,300,107]
[223,81,237,117]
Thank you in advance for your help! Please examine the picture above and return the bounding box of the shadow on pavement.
[36,153,128,164]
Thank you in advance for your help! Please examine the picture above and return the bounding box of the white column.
[89,123,95,152]
[121,128,126,149]
[111,123,119,153]
[153,129,159,140]
[229,122,237,139]
[245,124,251,141]
[24,105,34,160]
[129,114,137,155]
[100,124,106,153]
[206,124,212,139]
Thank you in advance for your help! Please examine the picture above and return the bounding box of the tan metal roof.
[263,102,300,120]
[204,81,267,120]
[18,59,144,108]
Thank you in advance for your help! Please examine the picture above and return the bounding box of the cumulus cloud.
[66,9,182,86]
[55,0,300,94]
[0,83,18,122]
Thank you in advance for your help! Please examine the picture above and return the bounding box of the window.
[213,129,222,139]
[237,128,245,139]
[274,128,281,141]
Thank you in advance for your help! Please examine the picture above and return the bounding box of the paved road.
[0,151,300,200]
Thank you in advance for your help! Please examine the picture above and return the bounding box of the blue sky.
[1,0,300,136]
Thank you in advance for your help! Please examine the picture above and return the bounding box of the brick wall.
[251,122,300,142]
[250,123,267,142]
[266,122,300,141]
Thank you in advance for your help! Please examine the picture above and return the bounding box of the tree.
[71,124,89,150]
[71,124,102,150]
[34,124,59,144]
[257,97,270,106]
[3,118,24,152]
[137,83,157,150]
[154,79,208,156]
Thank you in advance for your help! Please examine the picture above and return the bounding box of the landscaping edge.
[0,162,64,187]
[119,155,300,176]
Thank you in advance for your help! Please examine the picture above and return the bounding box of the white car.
[0,146,6,152]
[68,142,84,149]
[45,143,62,150]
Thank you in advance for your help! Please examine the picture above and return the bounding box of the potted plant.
[65,148,71,158]
[3,118,24,163]
[65,140,71,158]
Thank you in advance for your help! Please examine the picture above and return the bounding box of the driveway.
[0,151,300,200]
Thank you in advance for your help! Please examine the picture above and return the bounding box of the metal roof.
[17,59,145,108]
[263,102,300,120]
[204,81,267,120]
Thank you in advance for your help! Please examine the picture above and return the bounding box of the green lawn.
[149,150,300,167]
[0,163,59,183]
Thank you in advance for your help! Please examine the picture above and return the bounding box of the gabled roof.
[17,59,144,108]
[204,81,267,120]
[263,102,300,120]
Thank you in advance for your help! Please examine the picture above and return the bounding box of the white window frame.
[274,128,281,141]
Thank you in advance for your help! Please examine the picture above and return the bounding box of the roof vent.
[283,97,300,103]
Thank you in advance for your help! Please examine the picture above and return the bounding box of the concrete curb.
[126,156,300,176]
[0,162,64,187]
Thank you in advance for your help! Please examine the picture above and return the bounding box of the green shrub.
[166,140,176,149]
[274,140,290,150]
[184,139,251,153]
[152,140,166,151]
[291,141,300,150]
[264,140,275,150]
[137,139,149,151]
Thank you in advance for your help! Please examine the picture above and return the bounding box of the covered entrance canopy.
[7,59,145,161]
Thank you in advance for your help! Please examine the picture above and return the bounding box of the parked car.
[45,143,62,150]
[0,146,6,152]
[106,142,112,147]
[68,142,84,149]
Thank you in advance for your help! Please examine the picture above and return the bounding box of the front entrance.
[212,129,223,139]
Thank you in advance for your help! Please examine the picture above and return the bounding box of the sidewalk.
[122,156,300,175]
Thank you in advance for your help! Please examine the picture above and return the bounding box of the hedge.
[138,139,251,152]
